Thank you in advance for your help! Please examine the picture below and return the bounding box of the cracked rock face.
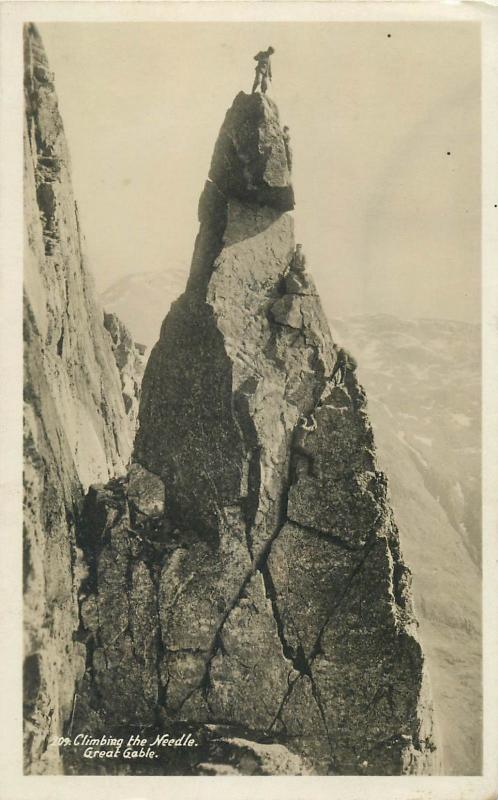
[23,25,138,773]
[96,91,440,774]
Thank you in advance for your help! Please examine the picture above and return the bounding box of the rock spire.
[130,90,441,774]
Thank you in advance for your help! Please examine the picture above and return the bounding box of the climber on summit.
[251,46,274,94]
[283,126,292,171]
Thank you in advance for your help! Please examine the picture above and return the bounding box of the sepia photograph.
[1,2,495,796]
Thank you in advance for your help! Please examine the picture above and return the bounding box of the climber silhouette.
[293,243,306,272]
[331,346,358,386]
[252,47,274,94]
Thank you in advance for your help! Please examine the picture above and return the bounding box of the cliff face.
[23,25,138,773]
[70,91,440,775]
[103,311,145,432]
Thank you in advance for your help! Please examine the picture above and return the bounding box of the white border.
[1,3,497,799]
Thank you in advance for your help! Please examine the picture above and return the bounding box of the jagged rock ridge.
[103,311,145,431]
[23,24,139,773]
[73,91,441,775]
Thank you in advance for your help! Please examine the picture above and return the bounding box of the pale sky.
[39,22,480,322]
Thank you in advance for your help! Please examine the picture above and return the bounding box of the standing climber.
[251,46,275,94]
[283,125,292,171]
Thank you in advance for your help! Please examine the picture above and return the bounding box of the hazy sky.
[39,22,480,322]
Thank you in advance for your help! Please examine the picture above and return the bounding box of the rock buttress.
[129,91,441,774]
[23,24,137,773]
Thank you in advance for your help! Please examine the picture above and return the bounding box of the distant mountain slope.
[331,314,481,775]
[101,268,186,348]
[332,314,480,567]
[101,274,481,774]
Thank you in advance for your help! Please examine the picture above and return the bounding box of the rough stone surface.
[206,573,297,730]
[103,311,144,430]
[127,461,165,518]
[23,24,137,774]
[196,734,312,775]
[209,91,294,211]
[74,481,161,729]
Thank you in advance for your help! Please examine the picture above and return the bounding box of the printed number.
[49,737,72,747]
